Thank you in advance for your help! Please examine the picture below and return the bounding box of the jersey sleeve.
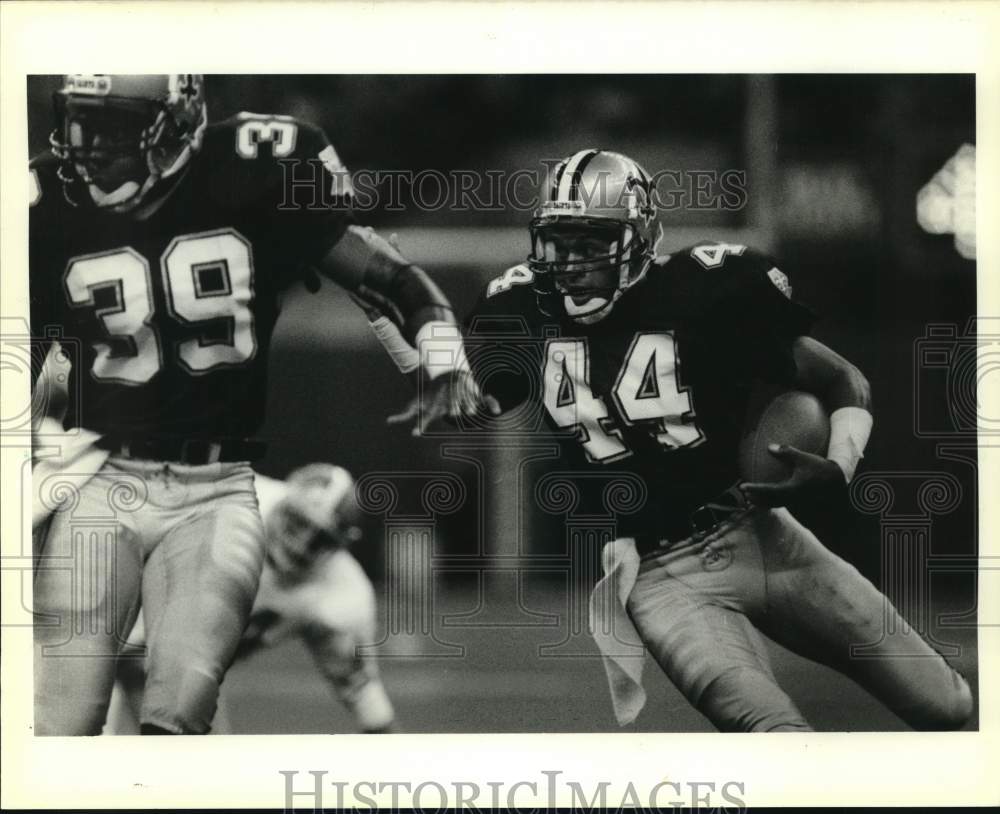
[715,247,816,384]
[462,268,541,413]
[262,116,356,273]
[734,248,813,335]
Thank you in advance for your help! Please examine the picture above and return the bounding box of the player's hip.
[101,456,259,507]
[628,507,827,614]
[35,456,262,556]
[628,510,765,615]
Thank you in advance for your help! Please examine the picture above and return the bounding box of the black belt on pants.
[97,436,267,465]
[634,484,750,556]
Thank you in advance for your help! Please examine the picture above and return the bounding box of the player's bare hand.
[740,444,846,508]
[387,368,501,436]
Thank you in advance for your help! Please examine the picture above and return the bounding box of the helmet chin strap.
[86,178,142,208]
[81,108,204,214]
[82,147,160,212]
[564,292,618,325]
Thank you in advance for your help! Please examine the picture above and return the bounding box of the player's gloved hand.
[739,444,847,508]
[387,367,501,436]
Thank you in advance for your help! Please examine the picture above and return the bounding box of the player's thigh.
[33,476,143,735]
[236,567,300,658]
[627,561,810,732]
[141,479,264,733]
[103,612,149,735]
[758,509,973,730]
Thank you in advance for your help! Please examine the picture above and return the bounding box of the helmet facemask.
[528,216,654,325]
[52,96,151,205]
[528,149,662,324]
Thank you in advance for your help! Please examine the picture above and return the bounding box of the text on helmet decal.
[543,200,586,214]
[64,75,111,96]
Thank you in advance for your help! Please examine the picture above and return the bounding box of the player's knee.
[941,680,974,730]
[699,667,812,733]
[35,696,108,736]
[143,665,221,734]
[908,670,973,731]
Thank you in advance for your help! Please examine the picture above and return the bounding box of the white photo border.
[1,0,998,808]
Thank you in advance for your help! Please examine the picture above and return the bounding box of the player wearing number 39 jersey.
[28,75,491,735]
[464,149,973,731]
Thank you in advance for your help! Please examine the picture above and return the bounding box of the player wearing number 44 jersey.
[460,149,974,731]
[28,74,493,736]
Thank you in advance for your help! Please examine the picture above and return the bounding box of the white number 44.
[543,332,705,463]
[690,243,746,269]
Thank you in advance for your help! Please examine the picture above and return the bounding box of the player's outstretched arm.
[741,336,873,507]
[316,228,500,434]
[316,225,452,342]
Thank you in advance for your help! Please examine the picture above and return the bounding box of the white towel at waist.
[31,417,109,530]
[588,537,647,726]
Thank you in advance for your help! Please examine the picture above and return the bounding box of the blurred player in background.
[29,74,494,735]
[106,463,395,735]
[441,149,972,732]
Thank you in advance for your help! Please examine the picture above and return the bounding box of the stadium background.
[27,75,979,732]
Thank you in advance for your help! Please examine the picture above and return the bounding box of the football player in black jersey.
[457,149,973,731]
[28,75,495,735]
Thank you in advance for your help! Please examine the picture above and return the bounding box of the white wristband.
[414,320,470,380]
[369,315,419,374]
[827,406,873,483]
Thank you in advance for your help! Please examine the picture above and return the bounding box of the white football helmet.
[267,464,363,572]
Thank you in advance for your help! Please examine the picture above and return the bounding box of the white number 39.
[235,113,299,159]
[64,229,257,384]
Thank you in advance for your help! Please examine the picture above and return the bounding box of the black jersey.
[465,243,815,537]
[29,113,352,438]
